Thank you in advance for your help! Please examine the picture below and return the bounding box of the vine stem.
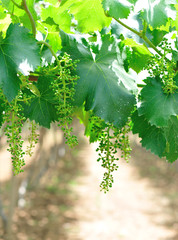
[40,33,48,54]
[22,0,36,37]
[37,40,59,63]
[113,17,171,63]
[142,35,171,63]
[113,17,142,37]
[10,0,36,37]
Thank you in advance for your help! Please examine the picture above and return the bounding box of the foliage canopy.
[0,0,177,191]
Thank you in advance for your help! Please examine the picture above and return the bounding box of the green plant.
[0,0,177,191]
[87,115,131,192]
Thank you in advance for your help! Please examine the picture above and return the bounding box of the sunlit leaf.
[22,76,58,128]
[60,31,136,127]
[102,0,133,19]
[0,24,40,101]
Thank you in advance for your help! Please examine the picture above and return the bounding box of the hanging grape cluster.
[0,52,80,174]
[89,115,131,193]
[147,38,177,94]
[2,95,26,174]
[26,120,39,157]
[0,76,39,174]
[49,53,79,147]
[0,83,39,175]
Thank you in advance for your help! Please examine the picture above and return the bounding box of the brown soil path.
[0,132,177,240]
[67,142,177,240]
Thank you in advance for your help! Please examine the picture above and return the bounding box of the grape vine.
[0,0,177,191]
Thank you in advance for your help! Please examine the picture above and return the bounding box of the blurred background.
[0,120,178,240]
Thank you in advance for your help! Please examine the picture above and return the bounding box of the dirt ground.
[0,131,178,240]
[69,141,178,240]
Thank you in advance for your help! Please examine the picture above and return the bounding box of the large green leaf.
[60,31,136,128]
[164,116,178,162]
[132,110,166,157]
[22,76,58,128]
[138,77,178,127]
[102,0,133,19]
[59,0,111,32]
[0,24,40,101]
[142,0,177,28]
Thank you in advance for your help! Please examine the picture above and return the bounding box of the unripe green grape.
[146,38,177,94]
[48,53,79,148]
[89,115,131,192]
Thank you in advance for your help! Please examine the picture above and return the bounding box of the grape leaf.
[0,24,40,101]
[123,38,152,73]
[130,50,151,73]
[22,76,58,128]
[59,0,111,32]
[1,0,37,31]
[41,6,72,33]
[60,31,136,128]
[0,5,7,19]
[37,20,62,53]
[0,13,11,37]
[147,28,168,46]
[123,39,151,55]
[129,0,138,3]
[132,110,166,157]
[174,4,178,33]
[164,116,178,162]
[1,0,14,12]
[44,0,58,4]
[112,60,138,93]
[102,0,133,19]
[138,77,178,127]
[142,0,177,28]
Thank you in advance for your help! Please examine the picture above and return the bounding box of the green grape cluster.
[0,77,39,174]
[49,53,79,148]
[26,120,39,157]
[0,52,79,174]
[1,92,26,175]
[113,123,131,162]
[18,75,39,158]
[90,115,131,193]
[147,38,177,94]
